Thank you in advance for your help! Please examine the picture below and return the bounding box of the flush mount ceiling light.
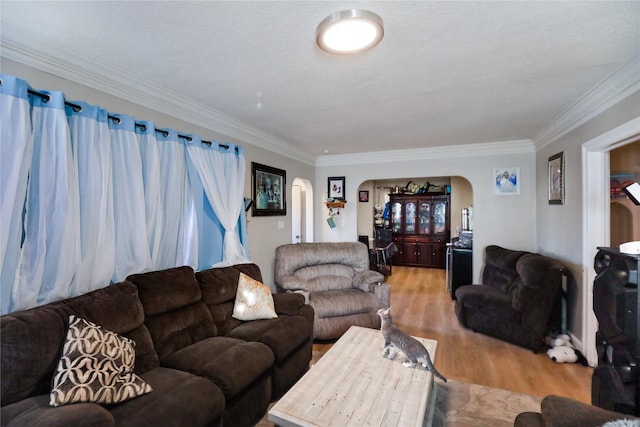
[316,9,384,54]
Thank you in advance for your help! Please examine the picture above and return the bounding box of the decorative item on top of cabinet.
[389,193,450,268]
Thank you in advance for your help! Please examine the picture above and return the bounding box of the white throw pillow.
[50,315,152,407]
[232,273,278,321]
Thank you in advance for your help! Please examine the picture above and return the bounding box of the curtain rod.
[26,88,231,150]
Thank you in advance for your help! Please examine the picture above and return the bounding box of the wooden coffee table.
[268,325,439,427]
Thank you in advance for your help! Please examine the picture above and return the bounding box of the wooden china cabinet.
[389,193,450,268]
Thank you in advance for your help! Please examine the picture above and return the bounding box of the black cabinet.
[447,246,472,300]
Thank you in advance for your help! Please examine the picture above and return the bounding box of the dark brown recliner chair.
[454,245,566,351]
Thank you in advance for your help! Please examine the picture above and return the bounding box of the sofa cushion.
[232,273,277,321]
[161,336,273,400]
[110,367,225,427]
[310,289,380,318]
[1,395,115,427]
[225,315,312,362]
[482,245,529,293]
[127,266,204,316]
[127,266,217,359]
[196,263,265,335]
[196,263,263,306]
[50,315,152,407]
[1,281,155,407]
[293,264,354,291]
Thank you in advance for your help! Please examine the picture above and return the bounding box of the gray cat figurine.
[377,307,447,382]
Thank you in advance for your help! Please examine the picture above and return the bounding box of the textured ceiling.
[1,1,639,158]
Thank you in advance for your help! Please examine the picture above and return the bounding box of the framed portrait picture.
[252,162,286,216]
[548,152,564,205]
[359,190,369,202]
[328,176,345,200]
[493,167,520,195]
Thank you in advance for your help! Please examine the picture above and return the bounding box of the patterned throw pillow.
[50,315,152,407]
[232,273,278,321]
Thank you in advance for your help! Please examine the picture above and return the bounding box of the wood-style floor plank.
[313,266,593,403]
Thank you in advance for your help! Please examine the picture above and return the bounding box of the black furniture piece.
[447,243,472,300]
[592,247,639,416]
[455,245,566,352]
[373,228,396,276]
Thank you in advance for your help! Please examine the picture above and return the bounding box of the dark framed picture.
[548,152,564,205]
[328,176,346,200]
[252,162,286,216]
[359,190,369,202]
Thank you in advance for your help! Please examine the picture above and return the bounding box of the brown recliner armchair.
[454,245,566,351]
[275,242,390,340]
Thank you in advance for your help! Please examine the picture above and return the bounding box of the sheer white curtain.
[66,101,115,293]
[155,130,199,269]
[13,91,81,310]
[137,121,163,267]
[0,76,32,314]
[109,114,152,281]
[186,140,249,266]
[0,74,246,314]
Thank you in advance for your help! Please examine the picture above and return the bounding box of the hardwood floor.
[313,266,593,403]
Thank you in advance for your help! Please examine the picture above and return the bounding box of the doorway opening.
[582,117,640,366]
[292,177,314,244]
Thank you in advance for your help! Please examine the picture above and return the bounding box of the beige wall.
[535,91,640,348]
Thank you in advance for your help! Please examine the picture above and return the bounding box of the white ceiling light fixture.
[316,9,384,54]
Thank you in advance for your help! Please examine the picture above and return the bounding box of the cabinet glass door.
[418,202,431,234]
[405,202,416,233]
[391,201,402,232]
[433,201,447,234]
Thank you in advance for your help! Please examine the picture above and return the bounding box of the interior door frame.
[581,116,640,366]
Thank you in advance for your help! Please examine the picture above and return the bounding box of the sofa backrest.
[513,253,565,315]
[127,266,217,360]
[274,242,369,292]
[481,245,529,293]
[0,281,157,407]
[195,263,263,336]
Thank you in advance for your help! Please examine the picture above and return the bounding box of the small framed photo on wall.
[328,176,345,200]
[548,152,564,205]
[493,167,520,195]
[359,190,369,202]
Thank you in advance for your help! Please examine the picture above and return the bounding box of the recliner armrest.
[352,270,385,292]
[272,292,306,315]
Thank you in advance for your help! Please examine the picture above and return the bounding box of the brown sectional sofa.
[1,263,314,427]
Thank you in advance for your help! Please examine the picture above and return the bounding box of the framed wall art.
[493,167,520,195]
[252,162,286,216]
[328,176,346,200]
[359,190,369,202]
[548,152,564,204]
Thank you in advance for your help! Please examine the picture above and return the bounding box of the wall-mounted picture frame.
[493,167,520,195]
[328,176,346,200]
[548,152,564,205]
[359,190,369,202]
[252,162,286,216]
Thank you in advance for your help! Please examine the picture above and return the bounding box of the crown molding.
[533,55,640,149]
[315,139,535,167]
[1,39,316,166]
